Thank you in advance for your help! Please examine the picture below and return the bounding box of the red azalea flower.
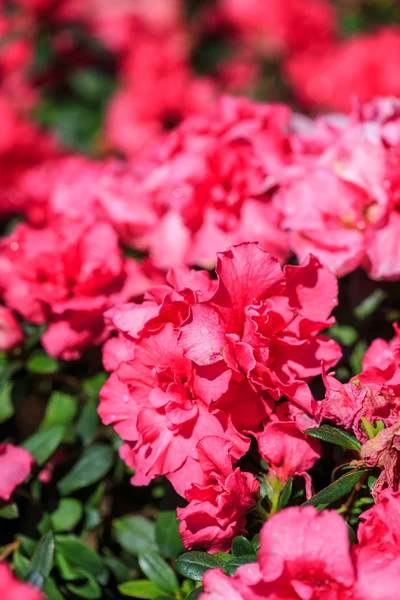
[177,436,259,552]
[0,444,33,502]
[0,563,45,600]
[0,219,149,359]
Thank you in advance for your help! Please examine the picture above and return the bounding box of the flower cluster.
[0,218,149,360]
[200,502,400,599]
[99,242,340,550]
[3,1,400,596]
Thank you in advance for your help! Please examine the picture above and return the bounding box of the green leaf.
[305,426,361,452]
[119,580,166,598]
[44,576,65,600]
[66,572,102,599]
[55,535,106,580]
[0,381,14,423]
[277,477,293,511]
[231,537,254,557]
[76,398,99,444]
[103,553,131,584]
[55,551,80,581]
[251,534,261,553]
[20,536,36,556]
[70,69,115,105]
[13,551,30,579]
[138,552,179,594]
[176,552,225,582]
[302,470,367,507]
[155,511,184,559]
[259,476,274,501]
[113,517,158,556]
[38,513,52,535]
[83,373,108,399]
[329,323,358,346]
[50,499,83,532]
[26,352,59,374]
[212,552,231,563]
[21,425,65,466]
[188,589,204,600]
[354,289,386,320]
[224,556,255,576]
[41,392,77,429]
[58,444,113,495]
[350,341,368,375]
[25,532,55,590]
[0,503,19,519]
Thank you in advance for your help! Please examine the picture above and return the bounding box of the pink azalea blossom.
[0,444,33,501]
[0,219,149,360]
[125,96,291,269]
[258,418,320,497]
[180,243,340,425]
[0,307,23,351]
[101,324,248,496]
[0,563,44,600]
[219,0,336,56]
[200,506,400,599]
[177,436,259,552]
[286,28,400,112]
[321,327,400,441]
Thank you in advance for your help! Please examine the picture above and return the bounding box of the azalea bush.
[2,1,400,599]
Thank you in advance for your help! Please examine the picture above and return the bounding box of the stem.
[269,477,283,516]
[255,499,269,520]
[0,538,22,561]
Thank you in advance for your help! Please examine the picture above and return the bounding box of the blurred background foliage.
[2,1,400,598]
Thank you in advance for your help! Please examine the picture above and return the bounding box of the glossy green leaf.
[83,373,108,399]
[66,571,102,599]
[13,551,29,579]
[44,577,65,600]
[41,392,77,429]
[277,477,293,511]
[76,398,99,443]
[21,425,65,466]
[155,511,184,559]
[350,341,368,375]
[329,323,358,346]
[25,532,55,589]
[55,535,106,580]
[354,289,386,320]
[0,503,19,519]
[231,536,254,557]
[305,425,361,452]
[176,552,225,582]
[119,580,166,598]
[50,499,83,532]
[0,381,14,423]
[224,555,255,576]
[212,552,231,563]
[26,352,59,374]
[103,553,131,584]
[188,589,204,600]
[113,516,157,556]
[302,469,366,507]
[138,552,179,594]
[55,551,80,581]
[58,444,113,495]
[251,534,261,553]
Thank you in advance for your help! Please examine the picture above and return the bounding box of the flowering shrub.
[3,1,400,599]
